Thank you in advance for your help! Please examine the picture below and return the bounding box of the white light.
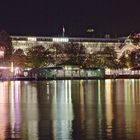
[11,62,14,72]
[28,37,37,41]
[15,67,20,75]
[105,69,111,75]
[52,38,69,42]
[0,50,4,58]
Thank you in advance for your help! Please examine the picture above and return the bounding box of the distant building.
[11,35,124,51]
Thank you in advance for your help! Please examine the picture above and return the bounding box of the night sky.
[0,0,140,37]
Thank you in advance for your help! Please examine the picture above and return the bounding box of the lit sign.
[52,38,69,42]
[28,37,37,41]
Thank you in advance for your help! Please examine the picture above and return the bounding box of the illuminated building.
[11,36,124,54]
[11,35,140,60]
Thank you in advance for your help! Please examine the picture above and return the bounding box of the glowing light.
[52,38,69,42]
[0,50,4,58]
[11,62,14,73]
[105,80,113,139]
[86,28,94,32]
[14,67,20,76]
[105,69,111,75]
[0,66,10,69]
[28,37,37,41]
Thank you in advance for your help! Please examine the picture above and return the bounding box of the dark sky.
[0,0,140,37]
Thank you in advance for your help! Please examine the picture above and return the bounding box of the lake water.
[0,79,140,140]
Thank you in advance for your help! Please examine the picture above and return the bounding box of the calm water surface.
[0,79,140,139]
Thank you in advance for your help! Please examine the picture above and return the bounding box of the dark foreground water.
[0,79,140,140]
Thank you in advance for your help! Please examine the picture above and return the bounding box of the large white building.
[11,36,124,50]
[11,35,138,58]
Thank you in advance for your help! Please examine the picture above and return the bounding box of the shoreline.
[0,75,140,81]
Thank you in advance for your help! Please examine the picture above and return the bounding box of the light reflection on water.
[0,80,140,139]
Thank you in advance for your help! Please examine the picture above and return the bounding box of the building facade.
[11,36,125,55]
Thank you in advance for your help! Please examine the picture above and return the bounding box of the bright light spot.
[65,66,72,70]
[87,28,94,32]
[0,50,4,58]
[15,67,20,76]
[28,37,37,41]
[10,62,14,73]
[105,69,111,75]
[52,38,69,42]
[24,71,28,77]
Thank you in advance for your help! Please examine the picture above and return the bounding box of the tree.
[11,49,26,69]
[82,53,98,68]
[50,43,66,65]
[120,49,140,68]
[50,43,87,66]
[90,46,118,69]
[118,51,133,68]
[26,45,53,68]
[0,30,13,63]
[64,43,86,66]
[118,55,128,68]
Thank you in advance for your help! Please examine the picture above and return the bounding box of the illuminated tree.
[82,53,98,68]
[50,43,66,65]
[119,49,140,68]
[64,43,86,66]
[118,55,129,68]
[50,43,86,66]
[26,45,53,68]
[101,46,118,68]
[84,47,118,69]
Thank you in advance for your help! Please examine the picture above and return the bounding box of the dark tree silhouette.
[11,49,26,68]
